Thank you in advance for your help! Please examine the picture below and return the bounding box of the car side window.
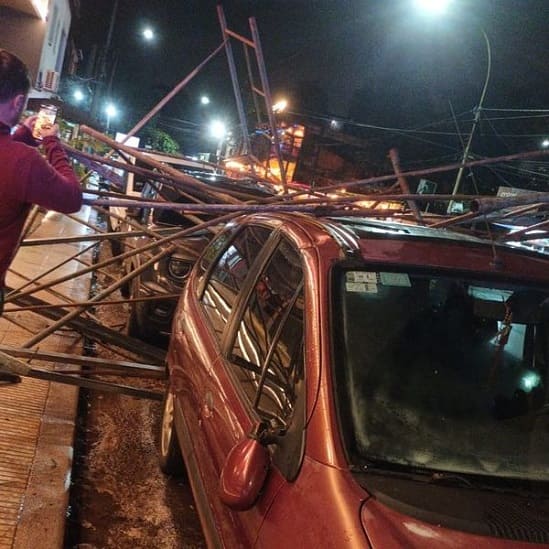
[229,237,304,431]
[199,226,273,341]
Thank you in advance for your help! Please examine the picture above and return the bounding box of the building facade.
[0,0,72,99]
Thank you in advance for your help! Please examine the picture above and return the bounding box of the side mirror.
[219,436,270,511]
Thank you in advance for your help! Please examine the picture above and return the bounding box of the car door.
[177,224,275,546]
[196,227,307,545]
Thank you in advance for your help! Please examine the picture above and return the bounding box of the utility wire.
[482,108,549,113]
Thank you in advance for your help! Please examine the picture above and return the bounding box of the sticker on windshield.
[345,271,378,293]
[346,282,378,293]
[379,272,411,287]
[345,271,411,293]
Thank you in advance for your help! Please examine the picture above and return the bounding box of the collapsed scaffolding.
[0,8,548,399]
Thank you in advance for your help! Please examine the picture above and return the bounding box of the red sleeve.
[23,137,83,213]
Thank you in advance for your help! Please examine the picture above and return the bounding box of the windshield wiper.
[352,461,549,499]
[428,472,476,488]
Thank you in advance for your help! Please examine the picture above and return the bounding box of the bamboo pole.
[497,218,549,242]
[0,350,162,400]
[2,293,181,313]
[22,246,174,348]
[5,288,165,363]
[6,267,96,315]
[0,345,164,374]
[261,148,549,203]
[389,148,423,224]
[91,205,210,265]
[81,125,243,205]
[6,207,238,307]
[19,227,182,246]
[83,193,487,214]
[121,41,228,143]
[70,145,263,203]
[8,241,96,296]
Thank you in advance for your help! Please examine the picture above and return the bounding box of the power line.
[483,107,549,113]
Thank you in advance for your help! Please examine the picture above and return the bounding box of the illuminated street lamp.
[200,95,211,106]
[413,0,452,15]
[209,119,227,168]
[105,103,118,131]
[541,138,549,148]
[272,99,288,113]
[142,27,155,41]
[209,119,227,140]
[73,89,85,102]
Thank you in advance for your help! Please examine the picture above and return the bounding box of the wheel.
[159,387,185,476]
[106,209,123,258]
[126,275,148,339]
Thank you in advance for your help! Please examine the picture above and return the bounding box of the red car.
[159,213,549,547]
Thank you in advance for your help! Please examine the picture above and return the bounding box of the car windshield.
[334,268,549,482]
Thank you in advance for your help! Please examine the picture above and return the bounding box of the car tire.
[106,209,124,258]
[159,387,186,476]
[127,275,147,339]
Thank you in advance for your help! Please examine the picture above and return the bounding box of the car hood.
[361,496,549,548]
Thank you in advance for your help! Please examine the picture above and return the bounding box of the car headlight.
[168,256,193,280]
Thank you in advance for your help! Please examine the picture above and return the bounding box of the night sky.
[72,0,549,177]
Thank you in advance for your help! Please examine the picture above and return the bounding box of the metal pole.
[249,17,288,191]
[91,0,119,121]
[22,247,174,348]
[389,148,423,223]
[81,125,241,204]
[447,27,492,213]
[122,41,227,142]
[217,5,252,157]
[243,44,263,126]
[5,210,238,305]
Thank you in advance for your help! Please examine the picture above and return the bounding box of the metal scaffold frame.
[0,8,548,400]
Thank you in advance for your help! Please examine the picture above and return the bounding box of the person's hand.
[39,123,60,139]
[21,115,38,133]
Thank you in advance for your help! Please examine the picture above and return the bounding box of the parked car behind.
[122,170,278,343]
[160,212,549,547]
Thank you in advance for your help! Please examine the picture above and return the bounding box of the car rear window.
[229,238,304,426]
[200,226,272,341]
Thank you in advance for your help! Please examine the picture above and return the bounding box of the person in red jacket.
[0,49,82,382]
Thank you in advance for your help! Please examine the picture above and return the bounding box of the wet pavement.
[0,206,94,549]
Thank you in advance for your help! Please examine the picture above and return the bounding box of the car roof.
[237,212,549,264]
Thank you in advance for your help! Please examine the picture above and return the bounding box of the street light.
[142,27,155,41]
[200,95,210,106]
[415,2,492,212]
[272,99,288,113]
[414,0,452,15]
[73,89,85,102]
[209,119,227,140]
[105,103,118,131]
[209,119,227,168]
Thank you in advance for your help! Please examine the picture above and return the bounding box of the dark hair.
[0,49,31,102]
